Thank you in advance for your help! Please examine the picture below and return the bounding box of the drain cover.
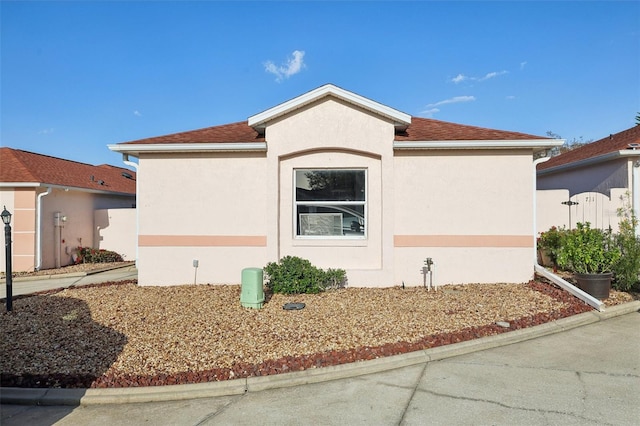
[283,302,305,310]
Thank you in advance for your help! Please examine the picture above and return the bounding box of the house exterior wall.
[136,153,268,285]
[131,97,539,287]
[267,97,395,287]
[393,150,535,285]
[95,208,136,261]
[1,188,38,272]
[38,188,136,270]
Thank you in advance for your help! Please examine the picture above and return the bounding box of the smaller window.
[295,169,366,238]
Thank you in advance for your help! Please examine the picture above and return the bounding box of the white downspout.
[35,187,52,270]
[123,154,139,268]
[532,156,605,312]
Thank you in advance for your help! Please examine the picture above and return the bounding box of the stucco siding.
[392,150,534,286]
[95,208,136,261]
[138,153,267,236]
[137,246,267,285]
[267,97,395,287]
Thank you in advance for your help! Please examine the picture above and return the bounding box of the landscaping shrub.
[263,256,346,294]
[612,195,640,291]
[75,247,124,264]
[556,222,620,274]
[537,225,567,265]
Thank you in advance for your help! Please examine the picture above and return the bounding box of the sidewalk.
[0,264,137,299]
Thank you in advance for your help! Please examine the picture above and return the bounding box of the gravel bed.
[0,279,635,389]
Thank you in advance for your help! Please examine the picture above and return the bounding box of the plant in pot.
[537,225,566,269]
[556,222,621,299]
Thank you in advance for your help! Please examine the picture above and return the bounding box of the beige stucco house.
[0,148,136,272]
[537,125,640,233]
[110,84,562,287]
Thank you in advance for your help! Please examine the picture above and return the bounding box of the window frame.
[293,168,367,240]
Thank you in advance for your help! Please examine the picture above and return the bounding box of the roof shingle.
[0,148,136,195]
[538,125,640,171]
[117,117,546,146]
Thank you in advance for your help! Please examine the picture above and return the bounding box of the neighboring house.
[109,84,561,287]
[537,125,640,233]
[0,148,137,272]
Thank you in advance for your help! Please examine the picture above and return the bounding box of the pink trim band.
[394,235,533,248]
[139,235,267,247]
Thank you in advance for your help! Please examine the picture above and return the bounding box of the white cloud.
[38,128,54,135]
[133,110,142,117]
[451,70,508,83]
[520,61,527,70]
[425,96,476,108]
[264,50,306,82]
[478,70,508,81]
[420,107,440,117]
[451,74,468,84]
[506,95,516,100]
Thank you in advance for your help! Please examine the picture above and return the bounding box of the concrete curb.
[3,300,638,406]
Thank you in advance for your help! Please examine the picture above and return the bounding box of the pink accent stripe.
[394,235,533,248]
[139,235,267,247]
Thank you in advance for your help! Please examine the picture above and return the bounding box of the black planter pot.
[574,272,612,300]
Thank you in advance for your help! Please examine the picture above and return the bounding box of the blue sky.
[2,1,639,167]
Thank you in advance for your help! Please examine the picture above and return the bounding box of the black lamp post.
[2,206,13,312]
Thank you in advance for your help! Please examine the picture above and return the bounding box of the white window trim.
[293,168,368,240]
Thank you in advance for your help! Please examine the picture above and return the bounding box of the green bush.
[263,256,346,294]
[556,222,621,274]
[537,225,567,264]
[612,195,640,291]
[75,247,124,264]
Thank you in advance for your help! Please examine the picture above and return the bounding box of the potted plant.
[556,222,621,299]
[537,226,566,268]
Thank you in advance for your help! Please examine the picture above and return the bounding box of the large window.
[295,169,366,238]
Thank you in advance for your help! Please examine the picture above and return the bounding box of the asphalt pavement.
[1,267,639,425]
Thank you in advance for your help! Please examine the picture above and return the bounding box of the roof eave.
[108,142,268,157]
[393,139,564,150]
[0,182,135,196]
[537,150,640,176]
[248,84,412,131]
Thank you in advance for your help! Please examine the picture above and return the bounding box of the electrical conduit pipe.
[532,156,605,312]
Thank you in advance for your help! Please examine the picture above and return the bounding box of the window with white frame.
[295,169,366,238]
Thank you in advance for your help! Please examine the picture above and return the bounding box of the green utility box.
[240,267,265,309]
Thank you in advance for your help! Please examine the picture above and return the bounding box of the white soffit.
[248,84,412,130]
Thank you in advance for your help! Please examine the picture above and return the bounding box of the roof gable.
[247,84,412,132]
[538,125,640,171]
[0,148,136,195]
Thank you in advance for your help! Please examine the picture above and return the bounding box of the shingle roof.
[118,117,546,146]
[0,148,136,195]
[119,121,265,145]
[538,125,640,171]
[396,117,545,141]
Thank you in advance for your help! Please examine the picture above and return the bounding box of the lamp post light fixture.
[1,206,13,312]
